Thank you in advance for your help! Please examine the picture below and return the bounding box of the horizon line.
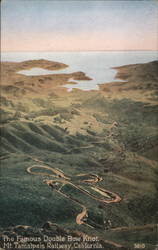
[2,49,158,53]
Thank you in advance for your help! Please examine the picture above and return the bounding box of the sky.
[1,0,158,51]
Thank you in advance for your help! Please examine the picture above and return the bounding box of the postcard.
[0,0,158,249]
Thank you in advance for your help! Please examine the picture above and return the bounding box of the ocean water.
[2,51,157,91]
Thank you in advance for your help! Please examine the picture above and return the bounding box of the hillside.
[0,59,158,250]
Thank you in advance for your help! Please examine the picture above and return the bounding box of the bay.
[2,51,157,91]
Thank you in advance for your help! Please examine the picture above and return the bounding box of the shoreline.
[1,59,158,105]
[1,58,157,84]
[99,60,158,103]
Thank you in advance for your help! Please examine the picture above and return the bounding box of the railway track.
[26,156,121,228]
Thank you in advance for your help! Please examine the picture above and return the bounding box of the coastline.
[100,60,158,103]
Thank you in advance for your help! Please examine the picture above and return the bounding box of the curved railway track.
[26,156,121,228]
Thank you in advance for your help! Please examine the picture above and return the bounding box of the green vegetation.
[0,60,158,249]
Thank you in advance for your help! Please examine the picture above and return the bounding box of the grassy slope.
[0,60,158,249]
